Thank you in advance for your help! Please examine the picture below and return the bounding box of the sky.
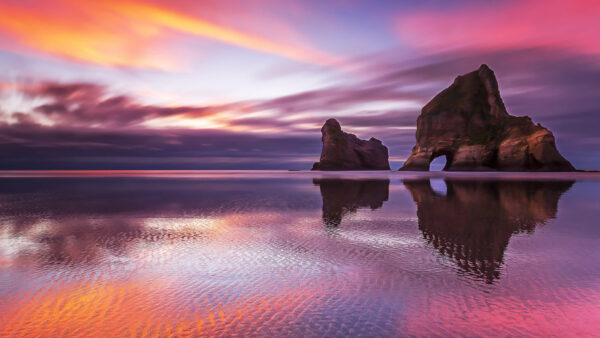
[0,0,598,169]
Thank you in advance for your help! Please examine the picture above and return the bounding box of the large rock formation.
[400,65,575,171]
[312,119,390,170]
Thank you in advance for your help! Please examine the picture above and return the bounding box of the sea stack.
[311,119,390,170]
[400,64,575,171]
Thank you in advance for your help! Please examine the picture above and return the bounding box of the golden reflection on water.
[0,210,333,336]
[0,276,325,337]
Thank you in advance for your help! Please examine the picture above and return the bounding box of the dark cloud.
[23,82,104,101]
[0,121,322,169]
[22,81,221,127]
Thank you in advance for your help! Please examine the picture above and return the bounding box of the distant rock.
[311,119,390,170]
[400,64,575,171]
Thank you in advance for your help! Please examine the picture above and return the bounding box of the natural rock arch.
[400,65,574,171]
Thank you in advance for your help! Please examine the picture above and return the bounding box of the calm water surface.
[1,171,599,336]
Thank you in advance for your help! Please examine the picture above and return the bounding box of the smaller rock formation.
[400,64,575,171]
[312,119,390,170]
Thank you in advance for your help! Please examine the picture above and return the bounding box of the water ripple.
[0,175,599,336]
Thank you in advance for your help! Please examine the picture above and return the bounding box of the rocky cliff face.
[311,119,390,170]
[400,65,575,171]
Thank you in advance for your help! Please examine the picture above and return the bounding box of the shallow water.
[1,171,599,336]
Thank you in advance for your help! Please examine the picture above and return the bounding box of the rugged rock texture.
[404,178,574,283]
[312,119,390,170]
[400,65,575,171]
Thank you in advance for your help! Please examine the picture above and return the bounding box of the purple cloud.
[21,81,221,127]
[1,46,599,169]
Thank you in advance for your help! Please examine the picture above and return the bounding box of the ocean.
[1,171,599,336]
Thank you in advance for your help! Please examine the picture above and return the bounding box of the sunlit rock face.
[400,65,575,171]
[313,179,389,226]
[312,119,390,170]
[404,179,574,283]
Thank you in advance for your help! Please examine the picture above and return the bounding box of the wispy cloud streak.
[0,0,342,69]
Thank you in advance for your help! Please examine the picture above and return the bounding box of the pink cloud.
[396,0,600,55]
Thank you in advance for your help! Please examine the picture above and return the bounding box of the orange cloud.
[396,0,600,55]
[108,1,343,67]
[0,2,175,69]
[0,0,342,69]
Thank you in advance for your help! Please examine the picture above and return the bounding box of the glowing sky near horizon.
[0,0,599,169]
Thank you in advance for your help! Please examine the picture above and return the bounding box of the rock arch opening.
[429,155,447,171]
[429,151,453,171]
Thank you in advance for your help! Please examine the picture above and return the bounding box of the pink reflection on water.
[0,173,599,336]
[403,288,600,336]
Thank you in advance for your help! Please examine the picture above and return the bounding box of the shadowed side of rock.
[400,64,575,172]
[312,119,390,170]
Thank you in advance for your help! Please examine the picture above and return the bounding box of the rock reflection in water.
[404,179,574,283]
[313,179,390,226]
